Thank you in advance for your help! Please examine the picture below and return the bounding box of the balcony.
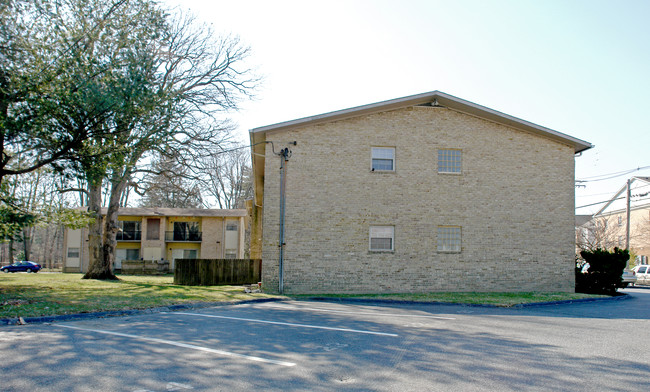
[165,231,202,242]
[116,230,141,241]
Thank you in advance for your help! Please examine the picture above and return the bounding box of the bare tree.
[577,216,621,252]
[0,165,87,265]
[137,152,204,208]
[198,145,253,209]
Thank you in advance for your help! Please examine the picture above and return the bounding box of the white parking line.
[55,324,296,367]
[171,312,399,337]
[257,303,457,320]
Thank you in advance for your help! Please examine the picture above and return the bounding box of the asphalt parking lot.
[2,288,650,391]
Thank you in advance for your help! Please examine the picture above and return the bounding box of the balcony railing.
[165,231,202,242]
[116,230,141,241]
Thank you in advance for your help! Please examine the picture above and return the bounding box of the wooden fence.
[174,259,262,286]
[122,260,170,275]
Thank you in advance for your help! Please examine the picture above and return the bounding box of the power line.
[213,141,266,156]
[576,195,650,210]
[576,165,650,183]
[575,196,625,210]
[577,183,650,198]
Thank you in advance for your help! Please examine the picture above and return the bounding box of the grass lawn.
[293,291,609,307]
[1,273,610,319]
[0,273,278,319]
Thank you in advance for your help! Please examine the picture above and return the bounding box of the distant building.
[588,177,650,265]
[63,208,247,273]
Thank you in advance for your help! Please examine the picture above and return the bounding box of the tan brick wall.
[259,106,576,293]
[201,217,224,259]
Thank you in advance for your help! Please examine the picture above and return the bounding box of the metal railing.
[116,230,142,241]
[165,231,202,242]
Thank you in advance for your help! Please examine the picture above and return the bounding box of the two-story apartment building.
[63,208,247,273]
[250,91,592,294]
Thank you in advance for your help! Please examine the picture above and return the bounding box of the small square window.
[226,223,238,231]
[369,226,394,251]
[437,226,461,252]
[67,247,80,258]
[371,147,395,171]
[438,149,462,173]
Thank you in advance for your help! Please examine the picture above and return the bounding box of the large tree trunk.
[83,176,117,280]
[102,174,128,277]
[8,238,14,262]
[22,226,33,261]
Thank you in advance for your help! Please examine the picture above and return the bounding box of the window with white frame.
[371,147,395,171]
[437,226,461,252]
[438,149,462,173]
[67,247,80,258]
[369,226,394,251]
[225,249,237,259]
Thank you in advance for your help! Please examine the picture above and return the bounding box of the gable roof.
[250,91,592,153]
[594,176,650,216]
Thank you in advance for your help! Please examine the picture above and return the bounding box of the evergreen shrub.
[576,247,628,295]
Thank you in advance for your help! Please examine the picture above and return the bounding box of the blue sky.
[166,0,650,214]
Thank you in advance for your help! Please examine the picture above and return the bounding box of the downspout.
[626,178,631,252]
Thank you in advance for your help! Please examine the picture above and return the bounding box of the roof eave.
[250,91,593,154]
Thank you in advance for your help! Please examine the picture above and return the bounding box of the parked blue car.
[1,261,42,273]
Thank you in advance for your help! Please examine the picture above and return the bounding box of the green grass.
[1,273,611,319]
[0,273,278,319]
[291,291,609,307]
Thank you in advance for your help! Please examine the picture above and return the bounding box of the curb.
[304,293,630,308]
[1,294,630,326]
[0,297,285,326]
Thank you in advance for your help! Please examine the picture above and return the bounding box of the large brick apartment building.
[250,91,591,294]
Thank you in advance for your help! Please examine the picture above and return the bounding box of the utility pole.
[626,178,631,251]
[278,147,290,294]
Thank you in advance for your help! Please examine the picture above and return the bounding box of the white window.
[225,250,237,259]
[437,226,461,252]
[369,226,394,251]
[438,149,462,173]
[371,147,395,171]
[67,247,80,258]
[617,216,623,226]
